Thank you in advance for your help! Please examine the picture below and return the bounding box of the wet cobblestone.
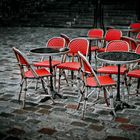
[0,27,140,140]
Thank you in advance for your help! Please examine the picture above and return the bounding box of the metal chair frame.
[97,40,130,101]
[13,47,54,108]
[77,51,116,119]
[127,44,140,95]
[56,38,89,94]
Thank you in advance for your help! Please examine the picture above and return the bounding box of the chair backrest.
[13,47,37,77]
[46,37,65,49]
[68,38,89,57]
[130,23,140,29]
[121,36,137,51]
[129,23,140,38]
[87,29,104,39]
[105,40,129,52]
[136,32,140,39]
[135,44,140,54]
[105,29,122,42]
[13,47,30,67]
[78,51,100,86]
[60,33,70,46]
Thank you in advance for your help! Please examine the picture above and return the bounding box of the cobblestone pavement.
[0,27,140,140]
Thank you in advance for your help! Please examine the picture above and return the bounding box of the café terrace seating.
[127,44,140,95]
[77,51,116,119]
[97,40,130,99]
[136,32,140,39]
[56,38,89,93]
[33,37,66,87]
[121,36,137,52]
[129,22,140,38]
[97,29,122,53]
[13,47,54,108]
[87,28,104,64]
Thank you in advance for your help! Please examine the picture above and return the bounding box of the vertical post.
[49,56,53,91]
[116,64,121,101]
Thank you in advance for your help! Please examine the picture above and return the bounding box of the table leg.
[40,56,62,102]
[114,64,135,112]
[116,64,121,101]
[136,78,140,94]
[49,56,53,91]
[89,40,92,64]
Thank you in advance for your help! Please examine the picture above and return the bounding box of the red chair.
[127,44,140,95]
[129,23,140,38]
[136,32,140,40]
[60,33,76,57]
[97,29,122,53]
[121,36,137,52]
[136,32,140,45]
[34,37,66,68]
[33,37,65,87]
[87,28,104,64]
[130,23,140,29]
[77,51,116,119]
[56,38,89,93]
[13,47,54,108]
[97,40,129,99]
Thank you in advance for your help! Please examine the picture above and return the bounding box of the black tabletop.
[97,52,140,65]
[30,47,69,56]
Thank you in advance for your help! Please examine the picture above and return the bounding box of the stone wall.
[0,0,138,28]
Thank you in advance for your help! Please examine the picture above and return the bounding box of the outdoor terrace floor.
[0,27,140,140]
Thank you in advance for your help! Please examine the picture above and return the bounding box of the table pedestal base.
[114,100,135,111]
[40,90,67,103]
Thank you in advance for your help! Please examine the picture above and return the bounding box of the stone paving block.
[0,27,140,140]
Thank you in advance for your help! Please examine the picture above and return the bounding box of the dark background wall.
[0,0,139,28]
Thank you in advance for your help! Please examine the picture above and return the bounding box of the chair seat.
[68,53,77,57]
[57,62,80,71]
[91,46,99,51]
[86,75,116,87]
[127,69,140,78]
[97,48,105,52]
[34,60,61,67]
[25,68,51,78]
[97,65,127,75]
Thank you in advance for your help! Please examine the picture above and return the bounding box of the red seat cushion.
[97,65,127,75]
[90,46,99,51]
[86,75,116,87]
[34,60,61,67]
[57,62,80,71]
[25,68,51,78]
[97,48,105,52]
[127,69,140,78]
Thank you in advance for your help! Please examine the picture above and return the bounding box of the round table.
[30,47,69,99]
[97,52,140,110]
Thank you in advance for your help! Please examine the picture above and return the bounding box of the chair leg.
[23,79,27,108]
[105,87,116,117]
[63,70,69,84]
[135,78,140,95]
[57,69,62,93]
[18,79,24,103]
[81,87,88,119]
[41,78,55,104]
[35,79,39,90]
[46,85,55,104]
[57,69,69,93]
[103,87,109,106]
[123,75,129,101]
[41,78,47,93]
[53,67,57,90]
